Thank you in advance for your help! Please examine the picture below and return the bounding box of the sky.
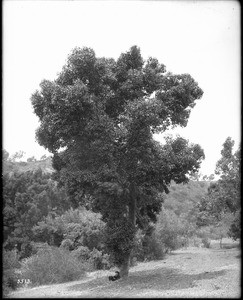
[3,0,241,176]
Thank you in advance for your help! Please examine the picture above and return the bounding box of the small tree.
[189,171,202,181]
[3,149,10,161]
[10,151,25,162]
[212,212,235,248]
[27,156,37,162]
[228,210,241,241]
[31,46,204,277]
[208,174,215,181]
[202,175,208,181]
[196,137,240,241]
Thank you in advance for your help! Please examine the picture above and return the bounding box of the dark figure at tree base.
[108,271,120,281]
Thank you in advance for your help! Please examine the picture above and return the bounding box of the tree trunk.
[119,252,130,278]
[119,183,137,278]
[128,183,137,227]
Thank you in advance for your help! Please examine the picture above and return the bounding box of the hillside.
[3,157,210,213]
[164,180,210,216]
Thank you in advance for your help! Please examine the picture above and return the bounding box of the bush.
[3,249,21,296]
[30,242,52,254]
[71,246,111,270]
[3,248,20,270]
[180,236,190,248]
[131,229,146,261]
[60,239,73,251]
[199,182,205,188]
[71,246,93,271]
[191,237,202,247]
[228,210,241,240]
[61,208,105,250]
[88,248,111,270]
[131,227,166,262]
[145,232,166,260]
[3,269,20,295]
[201,237,211,248]
[33,207,105,251]
[71,245,91,260]
[155,208,184,253]
[20,246,87,286]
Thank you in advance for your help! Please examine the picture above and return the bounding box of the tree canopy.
[31,45,205,276]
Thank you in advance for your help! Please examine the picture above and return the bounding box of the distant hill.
[3,157,54,175]
[164,180,210,216]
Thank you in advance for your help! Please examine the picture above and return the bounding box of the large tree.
[31,46,204,277]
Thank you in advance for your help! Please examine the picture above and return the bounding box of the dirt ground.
[8,242,241,298]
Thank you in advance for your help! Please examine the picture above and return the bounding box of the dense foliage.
[31,45,205,276]
[3,167,70,258]
[33,207,105,251]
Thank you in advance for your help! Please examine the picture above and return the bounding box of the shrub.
[71,246,111,271]
[199,182,205,188]
[131,226,166,262]
[228,210,241,240]
[192,237,202,247]
[3,269,20,296]
[131,229,146,261]
[3,249,21,296]
[3,248,20,270]
[145,232,166,260]
[33,207,105,251]
[60,239,73,250]
[61,208,105,250]
[201,237,211,248]
[155,208,184,253]
[30,241,52,254]
[20,246,87,286]
[130,256,138,267]
[176,236,189,248]
[71,245,91,261]
[88,248,111,270]
[71,245,93,270]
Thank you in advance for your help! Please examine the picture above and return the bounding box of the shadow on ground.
[67,266,226,297]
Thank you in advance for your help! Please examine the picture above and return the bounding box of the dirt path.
[8,246,241,298]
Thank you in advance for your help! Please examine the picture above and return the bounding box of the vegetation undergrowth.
[20,246,87,287]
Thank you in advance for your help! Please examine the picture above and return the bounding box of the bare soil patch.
[8,244,241,298]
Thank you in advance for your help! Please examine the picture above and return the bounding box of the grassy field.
[8,239,240,298]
